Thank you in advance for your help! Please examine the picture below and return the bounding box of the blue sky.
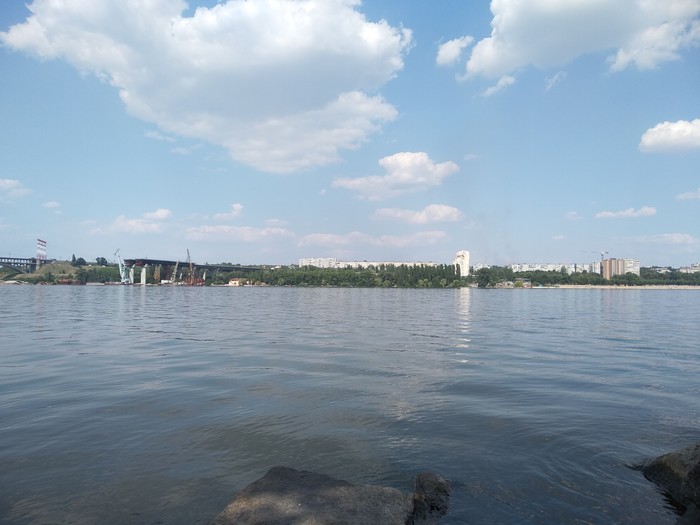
[1,0,698,267]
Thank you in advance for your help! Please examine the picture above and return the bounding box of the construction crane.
[185,249,204,285]
[585,250,608,261]
[114,249,132,284]
[187,249,194,285]
[583,250,608,276]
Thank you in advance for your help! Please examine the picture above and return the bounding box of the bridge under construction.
[119,254,259,285]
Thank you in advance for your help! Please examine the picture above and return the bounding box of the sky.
[1,0,699,268]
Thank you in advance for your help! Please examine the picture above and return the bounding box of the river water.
[1,285,699,524]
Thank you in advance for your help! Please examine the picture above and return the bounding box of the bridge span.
[0,257,40,274]
[123,258,259,272]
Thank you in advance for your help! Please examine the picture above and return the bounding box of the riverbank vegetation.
[2,260,120,284]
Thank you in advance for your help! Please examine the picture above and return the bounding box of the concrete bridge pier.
[140,265,147,286]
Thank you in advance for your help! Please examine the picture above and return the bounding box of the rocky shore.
[211,443,700,525]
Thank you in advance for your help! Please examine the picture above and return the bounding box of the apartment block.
[453,250,470,276]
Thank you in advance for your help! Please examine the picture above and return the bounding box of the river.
[1,285,699,524]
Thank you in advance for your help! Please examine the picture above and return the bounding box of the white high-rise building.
[453,250,470,277]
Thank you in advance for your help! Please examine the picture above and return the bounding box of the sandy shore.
[553,284,699,290]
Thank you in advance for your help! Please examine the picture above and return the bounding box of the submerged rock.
[642,442,700,523]
[212,466,450,525]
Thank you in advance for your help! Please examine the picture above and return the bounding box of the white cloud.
[436,35,474,66]
[298,230,449,248]
[1,0,411,173]
[186,225,294,242]
[111,215,164,234]
[373,204,462,224]
[637,233,699,244]
[333,152,459,200]
[214,203,244,220]
[145,130,175,142]
[545,71,567,91]
[564,211,582,220]
[465,0,700,78]
[42,201,62,214]
[0,179,31,198]
[482,75,515,97]
[143,208,172,220]
[595,206,657,219]
[639,119,700,152]
[171,144,202,156]
[677,187,700,200]
[111,208,172,233]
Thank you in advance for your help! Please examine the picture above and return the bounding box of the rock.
[642,442,700,508]
[212,466,450,525]
[411,472,451,524]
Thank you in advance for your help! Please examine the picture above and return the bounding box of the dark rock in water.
[411,472,451,524]
[642,442,700,524]
[211,466,450,525]
[642,443,700,506]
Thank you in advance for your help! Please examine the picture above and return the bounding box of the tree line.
[212,264,464,288]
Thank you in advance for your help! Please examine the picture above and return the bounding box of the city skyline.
[1,1,699,267]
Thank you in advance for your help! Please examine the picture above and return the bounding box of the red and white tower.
[36,239,47,265]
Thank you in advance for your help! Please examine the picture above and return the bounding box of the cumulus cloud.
[1,0,411,173]
[186,225,293,242]
[677,187,700,200]
[639,119,700,152]
[564,211,582,220]
[436,36,474,66]
[373,204,462,224]
[0,179,31,198]
[111,208,172,233]
[595,206,657,219]
[482,75,515,97]
[333,152,459,200]
[465,0,700,78]
[298,230,449,248]
[214,203,244,220]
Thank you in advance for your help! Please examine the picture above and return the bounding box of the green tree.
[476,267,493,288]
